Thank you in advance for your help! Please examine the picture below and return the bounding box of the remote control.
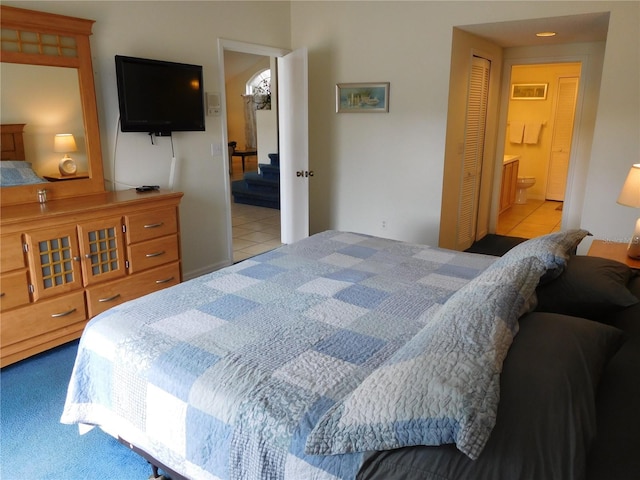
[136,185,160,192]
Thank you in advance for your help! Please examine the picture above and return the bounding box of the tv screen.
[115,55,205,135]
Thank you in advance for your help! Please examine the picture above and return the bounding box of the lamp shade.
[53,134,77,153]
[617,163,640,208]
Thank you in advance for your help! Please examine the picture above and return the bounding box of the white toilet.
[515,176,536,204]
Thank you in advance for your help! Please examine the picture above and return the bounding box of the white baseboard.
[182,259,232,281]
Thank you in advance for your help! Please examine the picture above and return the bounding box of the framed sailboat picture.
[336,82,390,113]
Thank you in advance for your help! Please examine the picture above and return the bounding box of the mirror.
[0,5,105,206]
[1,63,88,178]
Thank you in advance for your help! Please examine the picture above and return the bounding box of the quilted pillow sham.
[306,255,547,460]
[494,229,590,282]
[0,160,46,186]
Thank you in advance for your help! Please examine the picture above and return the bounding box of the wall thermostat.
[207,92,221,116]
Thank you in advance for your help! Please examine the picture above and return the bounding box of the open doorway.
[218,40,310,263]
[223,50,282,262]
[439,13,608,252]
[496,62,581,239]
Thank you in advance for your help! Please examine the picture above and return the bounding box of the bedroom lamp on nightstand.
[617,163,640,259]
[54,133,78,176]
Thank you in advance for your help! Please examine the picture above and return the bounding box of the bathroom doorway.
[498,62,581,238]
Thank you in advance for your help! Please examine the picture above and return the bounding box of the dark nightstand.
[587,240,640,270]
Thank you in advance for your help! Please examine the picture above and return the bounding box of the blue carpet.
[1,340,153,479]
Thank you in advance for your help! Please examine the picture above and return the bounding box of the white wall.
[8,1,291,279]
[292,1,639,251]
[7,1,639,276]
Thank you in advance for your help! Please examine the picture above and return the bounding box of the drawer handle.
[98,293,121,303]
[155,276,175,284]
[146,251,165,258]
[51,308,77,318]
[0,292,5,298]
[144,222,164,229]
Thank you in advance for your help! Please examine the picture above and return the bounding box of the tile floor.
[231,201,282,263]
[497,199,563,239]
[229,154,282,263]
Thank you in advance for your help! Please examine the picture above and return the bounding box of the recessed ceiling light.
[536,31,557,37]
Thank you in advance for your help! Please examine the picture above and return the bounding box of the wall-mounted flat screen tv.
[115,55,205,135]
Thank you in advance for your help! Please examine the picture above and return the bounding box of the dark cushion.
[535,255,638,321]
[607,275,640,336]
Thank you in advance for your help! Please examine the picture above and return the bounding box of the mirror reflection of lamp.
[54,133,77,176]
[617,163,640,259]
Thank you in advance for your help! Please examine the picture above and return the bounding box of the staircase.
[231,153,280,209]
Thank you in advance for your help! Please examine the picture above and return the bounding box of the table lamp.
[54,133,78,176]
[617,163,640,259]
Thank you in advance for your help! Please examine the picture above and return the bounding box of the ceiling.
[458,12,610,47]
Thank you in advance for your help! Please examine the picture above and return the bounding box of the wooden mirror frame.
[1,5,105,206]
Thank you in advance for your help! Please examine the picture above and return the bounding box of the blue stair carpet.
[232,153,280,209]
[0,341,156,479]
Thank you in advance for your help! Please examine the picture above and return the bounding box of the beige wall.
[6,0,292,279]
[6,1,639,277]
[225,55,270,151]
[292,1,639,252]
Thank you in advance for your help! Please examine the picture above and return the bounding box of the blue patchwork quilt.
[61,231,545,479]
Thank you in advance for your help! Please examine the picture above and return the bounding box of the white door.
[277,48,309,244]
[546,77,578,201]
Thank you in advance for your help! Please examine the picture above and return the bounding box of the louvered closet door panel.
[457,56,490,249]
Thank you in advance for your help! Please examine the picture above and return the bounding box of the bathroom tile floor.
[497,199,563,238]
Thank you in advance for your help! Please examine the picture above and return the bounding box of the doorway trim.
[491,53,592,234]
[217,39,290,263]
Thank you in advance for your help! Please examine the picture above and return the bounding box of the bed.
[61,229,640,480]
[0,123,47,186]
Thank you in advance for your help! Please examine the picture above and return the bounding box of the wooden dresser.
[0,189,183,366]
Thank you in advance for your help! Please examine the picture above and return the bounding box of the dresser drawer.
[127,234,179,273]
[86,262,181,317]
[1,233,25,273]
[125,207,178,244]
[0,270,30,311]
[1,291,87,348]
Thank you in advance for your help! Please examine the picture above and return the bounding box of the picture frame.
[511,83,548,100]
[336,82,390,113]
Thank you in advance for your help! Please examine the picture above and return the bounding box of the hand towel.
[509,121,524,144]
[524,122,542,144]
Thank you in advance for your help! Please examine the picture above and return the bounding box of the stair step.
[244,171,278,187]
[231,180,280,209]
[259,163,280,181]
